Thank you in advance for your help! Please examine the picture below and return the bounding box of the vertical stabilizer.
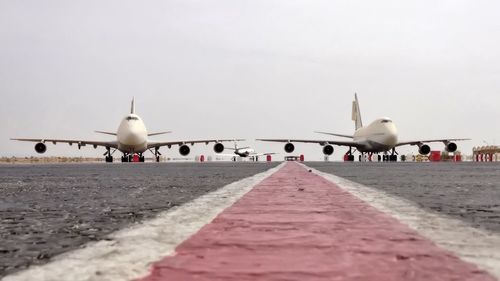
[131,97,135,114]
[351,93,363,130]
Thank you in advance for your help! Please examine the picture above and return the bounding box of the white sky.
[1,0,499,160]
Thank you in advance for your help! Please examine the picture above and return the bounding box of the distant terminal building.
[473,146,500,162]
[409,151,463,162]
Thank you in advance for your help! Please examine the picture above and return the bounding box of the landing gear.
[138,153,145,162]
[121,154,129,162]
[382,148,398,162]
[104,147,114,163]
[151,147,161,162]
[344,147,355,161]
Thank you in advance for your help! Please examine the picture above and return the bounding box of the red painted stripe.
[139,162,495,281]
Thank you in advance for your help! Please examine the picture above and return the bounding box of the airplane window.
[126,116,139,121]
[381,120,392,123]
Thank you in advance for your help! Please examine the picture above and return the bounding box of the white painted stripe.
[306,165,500,279]
[3,163,284,281]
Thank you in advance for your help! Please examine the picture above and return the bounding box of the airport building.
[473,146,500,162]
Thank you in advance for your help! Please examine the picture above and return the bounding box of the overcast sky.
[1,0,499,160]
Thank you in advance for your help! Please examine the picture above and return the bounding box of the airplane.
[217,142,276,161]
[257,94,469,162]
[11,99,242,163]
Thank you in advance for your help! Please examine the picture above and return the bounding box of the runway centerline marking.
[308,163,500,279]
[138,162,496,281]
[2,163,284,281]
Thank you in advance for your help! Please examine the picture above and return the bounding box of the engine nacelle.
[446,142,457,153]
[213,143,224,153]
[35,143,47,154]
[323,145,334,155]
[284,143,295,153]
[179,145,190,156]
[419,144,431,155]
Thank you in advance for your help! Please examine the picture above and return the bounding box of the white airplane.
[217,142,276,161]
[12,99,241,162]
[258,94,469,161]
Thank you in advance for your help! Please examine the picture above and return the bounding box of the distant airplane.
[258,94,469,161]
[12,99,241,162]
[217,142,276,161]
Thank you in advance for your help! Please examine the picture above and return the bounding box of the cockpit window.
[381,119,392,123]
[126,116,139,121]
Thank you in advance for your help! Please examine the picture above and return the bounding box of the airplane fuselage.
[116,114,149,153]
[353,118,398,153]
[235,148,255,157]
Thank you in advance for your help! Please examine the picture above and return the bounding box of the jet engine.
[446,142,458,153]
[322,145,334,155]
[35,143,47,154]
[418,144,431,155]
[179,145,190,156]
[213,143,224,153]
[284,143,295,153]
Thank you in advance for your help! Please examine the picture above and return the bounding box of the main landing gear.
[148,147,161,162]
[381,148,398,162]
[104,147,116,163]
[344,147,355,161]
[120,153,145,162]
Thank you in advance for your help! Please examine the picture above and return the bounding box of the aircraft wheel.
[348,155,355,161]
[121,156,128,162]
[377,155,381,162]
[390,155,398,162]
[105,156,113,163]
[156,156,160,162]
[139,156,145,162]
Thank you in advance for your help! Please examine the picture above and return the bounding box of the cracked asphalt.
[0,162,278,277]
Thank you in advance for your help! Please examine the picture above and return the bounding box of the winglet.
[131,97,135,114]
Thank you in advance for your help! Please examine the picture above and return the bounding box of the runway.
[0,163,279,278]
[1,162,499,280]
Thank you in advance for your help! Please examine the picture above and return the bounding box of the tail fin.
[130,97,135,114]
[351,93,363,130]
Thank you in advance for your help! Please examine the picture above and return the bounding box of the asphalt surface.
[0,162,278,278]
[307,162,500,234]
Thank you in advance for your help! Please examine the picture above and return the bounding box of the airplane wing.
[250,152,277,157]
[257,139,361,147]
[11,138,119,149]
[147,139,244,149]
[395,138,470,147]
[215,153,238,157]
[314,131,354,139]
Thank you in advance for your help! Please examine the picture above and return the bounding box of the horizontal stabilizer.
[95,131,117,136]
[314,131,353,139]
[148,131,172,137]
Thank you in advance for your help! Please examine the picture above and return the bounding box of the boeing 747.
[12,99,241,162]
[258,94,468,161]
